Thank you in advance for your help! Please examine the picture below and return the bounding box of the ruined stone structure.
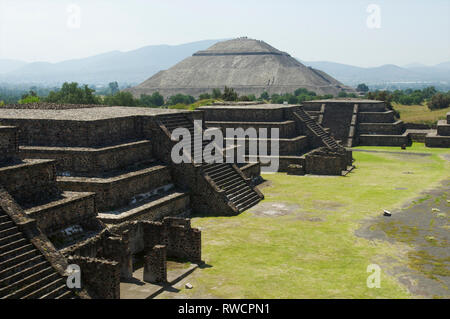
[302,99,411,147]
[199,103,354,175]
[126,38,355,98]
[425,112,450,148]
[0,103,265,298]
[0,126,77,299]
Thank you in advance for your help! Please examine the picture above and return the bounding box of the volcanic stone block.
[143,245,167,283]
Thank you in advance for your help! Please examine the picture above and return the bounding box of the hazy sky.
[0,0,449,67]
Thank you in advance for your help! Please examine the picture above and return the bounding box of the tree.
[199,93,211,100]
[338,91,348,98]
[212,88,222,99]
[356,83,369,93]
[260,91,269,100]
[140,92,164,107]
[428,93,450,110]
[103,91,136,106]
[108,82,119,95]
[222,86,238,101]
[167,94,195,106]
[46,82,101,104]
[18,95,40,104]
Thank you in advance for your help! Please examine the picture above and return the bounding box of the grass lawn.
[158,143,449,299]
[393,102,450,125]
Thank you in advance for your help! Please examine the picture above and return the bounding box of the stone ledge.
[98,191,190,224]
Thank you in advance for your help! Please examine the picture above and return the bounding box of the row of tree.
[366,86,450,110]
[5,82,449,111]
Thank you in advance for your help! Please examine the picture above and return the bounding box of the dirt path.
[356,179,449,298]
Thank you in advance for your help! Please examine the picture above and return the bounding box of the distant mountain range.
[299,60,450,86]
[0,39,448,88]
[0,40,221,85]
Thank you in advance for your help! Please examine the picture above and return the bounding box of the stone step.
[0,215,8,224]
[227,188,253,202]
[0,232,23,247]
[238,197,261,212]
[20,139,153,177]
[210,170,236,182]
[0,255,45,279]
[233,190,259,206]
[0,249,39,270]
[214,174,241,188]
[97,190,190,225]
[236,194,261,210]
[0,266,54,297]
[58,163,172,212]
[0,260,49,288]
[0,243,34,263]
[8,273,62,299]
[207,167,234,178]
[223,180,247,192]
[0,221,14,231]
[39,284,70,299]
[0,159,59,208]
[55,290,74,299]
[0,226,19,239]
[24,191,97,237]
[0,238,27,255]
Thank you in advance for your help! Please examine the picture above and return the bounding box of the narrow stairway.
[0,208,74,299]
[294,108,340,149]
[157,113,262,213]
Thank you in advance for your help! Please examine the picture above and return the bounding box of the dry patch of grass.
[393,102,450,125]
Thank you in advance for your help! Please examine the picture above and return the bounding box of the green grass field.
[393,102,450,125]
[158,144,449,299]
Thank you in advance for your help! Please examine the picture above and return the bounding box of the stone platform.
[425,113,450,148]
[303,98,411,147]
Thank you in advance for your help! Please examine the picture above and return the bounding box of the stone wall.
[25,192,97,235]
[304,148,349,175]
[199,105,298,122]
[0,117,142,147]
[358,121,404,135]
[359,134,411,146]
[68,255,120,299]
[358,111,395,123]
[437,120,450,136]
[0,159,59,207]
[57,165,173,211]
[20,140,153,176]
[0,126,19,164]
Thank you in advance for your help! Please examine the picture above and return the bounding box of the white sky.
[0,0,449,67]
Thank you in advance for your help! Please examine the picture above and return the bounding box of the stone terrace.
[198,103,353,175]
[302,99,411,147]
[0,107,192,229]
[425,112,450,148]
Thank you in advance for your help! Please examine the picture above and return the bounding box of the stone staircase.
[346,103,359,147]
[0,208,74,299]
[202,163,261,213]
[293,108,340,150]
[156,113,263,214]
[0,126,102,248]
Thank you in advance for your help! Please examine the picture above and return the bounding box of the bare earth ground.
[356,178,449,298]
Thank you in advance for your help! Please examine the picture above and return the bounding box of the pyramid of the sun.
[127,38,353,98]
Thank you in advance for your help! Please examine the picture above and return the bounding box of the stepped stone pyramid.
[127,37,354,98]
[0,126,77,299]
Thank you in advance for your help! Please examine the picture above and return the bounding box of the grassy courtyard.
[158,144,449,299]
